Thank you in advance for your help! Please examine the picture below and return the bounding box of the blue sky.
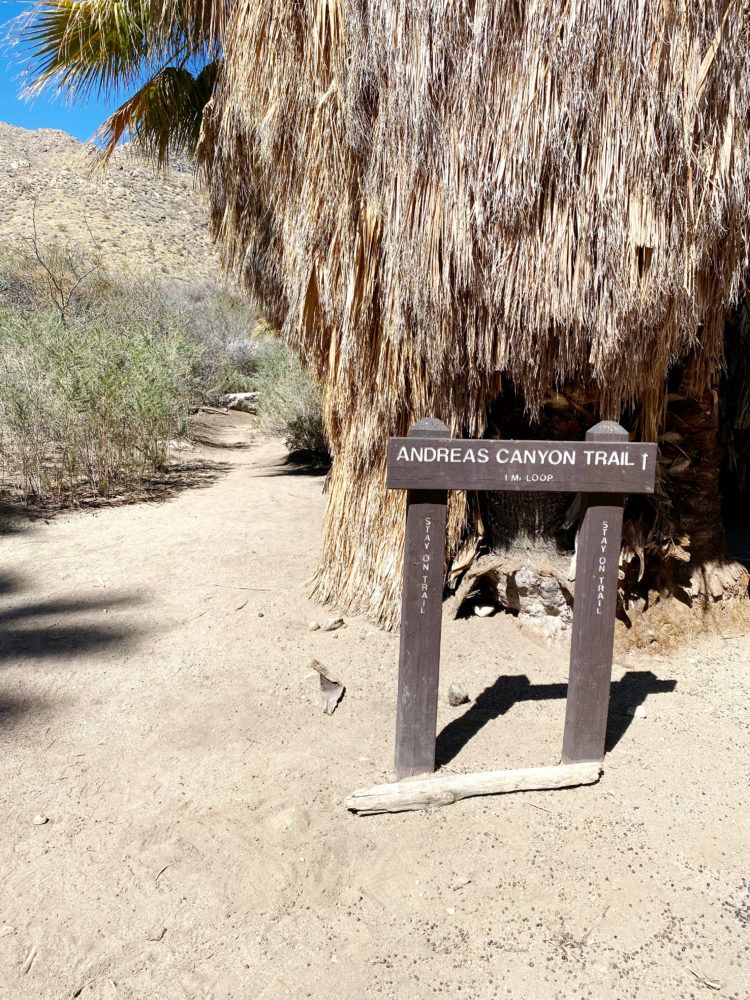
[0,0,122,141]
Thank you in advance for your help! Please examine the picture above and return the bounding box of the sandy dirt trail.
[1,413,748,1000]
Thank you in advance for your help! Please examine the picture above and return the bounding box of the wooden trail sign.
[387,435,656,493]
[379,418,657,798]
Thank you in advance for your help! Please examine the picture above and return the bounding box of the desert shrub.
[156,285,264,402]
[253,338,329,459]
[0,233,113,322]
[0,234,327,500]
[0,237,262,405]
[0,309,198,502]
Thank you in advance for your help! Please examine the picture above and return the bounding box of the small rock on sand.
[448,684,470,707]
[32,815,48,826]
[473,605,495,618]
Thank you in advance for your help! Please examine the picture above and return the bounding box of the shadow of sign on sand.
[435,671,677,768]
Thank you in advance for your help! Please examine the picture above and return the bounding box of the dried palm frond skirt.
[200,1,750,627]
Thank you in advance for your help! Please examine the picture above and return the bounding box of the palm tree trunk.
[454,382,749,634]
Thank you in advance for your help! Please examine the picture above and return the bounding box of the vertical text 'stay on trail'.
[388,419,657,781]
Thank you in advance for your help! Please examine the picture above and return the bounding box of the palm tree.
[199,1,750,630]
[10,1,750,634]
[9,0,223,166]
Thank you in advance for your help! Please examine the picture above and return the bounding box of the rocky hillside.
[0,122,221,286]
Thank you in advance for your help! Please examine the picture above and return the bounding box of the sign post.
[395,418,449,778]
[562,422,628,764]
[385,420,657,783]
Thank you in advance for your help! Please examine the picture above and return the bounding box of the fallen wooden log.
[345,761,602,815]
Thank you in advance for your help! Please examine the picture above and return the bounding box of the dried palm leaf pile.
[200,1,750,627]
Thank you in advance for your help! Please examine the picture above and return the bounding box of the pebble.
[447,683,470,707]
[626,705,647,719]
[32,815,48,826]
[308,621,321,631]
[145,925,167,942]
[473,604,495,618]
[321,616,345,632]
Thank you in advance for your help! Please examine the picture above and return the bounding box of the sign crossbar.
[388,436,656,493]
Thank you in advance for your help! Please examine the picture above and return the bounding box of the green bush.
[0,238,262,407]
[0,236,328,505]
[253,338,329,459]
[0,309,198,502]
[165,288,264,403]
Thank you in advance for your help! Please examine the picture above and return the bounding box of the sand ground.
[1,413,748,1000]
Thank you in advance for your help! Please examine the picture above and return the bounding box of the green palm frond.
[17,0,186,101]
[94,60,219,165]
[7,0,222,167]
[13,0,221,102]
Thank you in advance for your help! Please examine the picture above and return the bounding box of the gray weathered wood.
[387,437,656,493]
[346,761,602,814]
[562,421,628,764]
[395,418,449,779]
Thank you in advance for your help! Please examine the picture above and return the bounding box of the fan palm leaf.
[9,0,222,164]
[94,60,219,165]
